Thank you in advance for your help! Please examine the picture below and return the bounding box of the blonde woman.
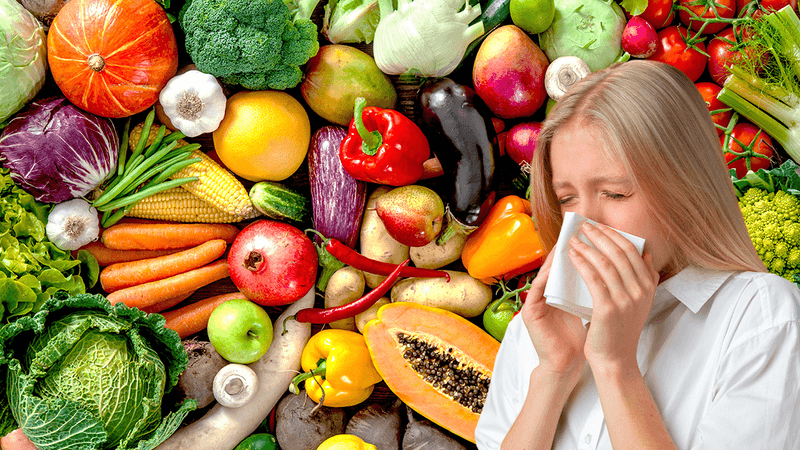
[475,60,800,449]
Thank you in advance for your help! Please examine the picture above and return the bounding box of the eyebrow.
[552,176,632,190]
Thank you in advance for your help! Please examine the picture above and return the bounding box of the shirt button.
[584,434,591,444]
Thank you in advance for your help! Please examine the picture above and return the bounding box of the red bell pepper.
[339,97,430,186]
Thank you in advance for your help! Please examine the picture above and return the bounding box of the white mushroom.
[544,56,592,101]
[212,364,259,408]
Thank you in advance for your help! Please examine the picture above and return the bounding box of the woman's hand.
[521,250,588,380]
[568,222,660,372]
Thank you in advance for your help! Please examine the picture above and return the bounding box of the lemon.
[510,0,556,35]
[213,90,310,182]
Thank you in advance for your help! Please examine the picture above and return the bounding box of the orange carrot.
[162,292,248,338]
[101,223,239,250]
[107,259,230,309]
[140,289,198,314]
[74,241,190,267]
[100,239,228,293]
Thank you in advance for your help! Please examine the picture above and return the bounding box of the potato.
[390,270,492,318]
[324,266,366,331]
[409,228,468,269]
[360,186,409,289]
[355,296,391,333]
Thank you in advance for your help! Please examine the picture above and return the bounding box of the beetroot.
[622,16,659,58]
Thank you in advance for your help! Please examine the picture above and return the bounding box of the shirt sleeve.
[476,315,540,450]
[692,319,800,450]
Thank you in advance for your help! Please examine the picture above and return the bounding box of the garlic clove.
[46,198,100,251]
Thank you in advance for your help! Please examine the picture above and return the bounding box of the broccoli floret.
[179,0,319,90]
[740,187,800,282]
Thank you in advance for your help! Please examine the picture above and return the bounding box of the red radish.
[227,220,318,306]
[505,121,543,167]
[622,16,659,58]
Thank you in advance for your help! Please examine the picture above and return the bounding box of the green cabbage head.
[0,293,196,450]
[0,0,47,123]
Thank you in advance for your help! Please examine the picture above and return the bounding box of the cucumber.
[249,181,311,224]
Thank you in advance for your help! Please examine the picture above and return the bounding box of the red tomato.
[647,26,708,82]
[707,27,739,86]
[760,0,798,12]
[637,0,676,29]
[696,82,733,135]
[678,0,736,34]
[721,123,775,177]
[707,26,769,86]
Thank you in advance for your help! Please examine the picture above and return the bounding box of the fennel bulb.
[372,0,484,77]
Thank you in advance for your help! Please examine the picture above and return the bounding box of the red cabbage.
[0,97,118,203]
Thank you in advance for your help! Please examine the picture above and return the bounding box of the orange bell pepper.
[461,195,546,284]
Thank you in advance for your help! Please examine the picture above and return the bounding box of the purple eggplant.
[308,125,368,289]
[308,125,367,247]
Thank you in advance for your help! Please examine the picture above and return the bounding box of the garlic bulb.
[159,70,227,138]
[46,198,100,251]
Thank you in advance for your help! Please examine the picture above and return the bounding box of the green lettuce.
[0,167,98,323]
[0,292,196,449]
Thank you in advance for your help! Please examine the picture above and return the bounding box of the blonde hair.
[530,60,766,273]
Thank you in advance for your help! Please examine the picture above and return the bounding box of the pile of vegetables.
[1,0,800,447]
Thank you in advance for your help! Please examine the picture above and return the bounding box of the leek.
[718,5,800,163]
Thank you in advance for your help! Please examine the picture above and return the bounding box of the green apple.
[207,298,274,364]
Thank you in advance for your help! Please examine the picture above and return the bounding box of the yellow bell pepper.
[316,434,377,450]
[290,329,382,407]
[461,195,547,283]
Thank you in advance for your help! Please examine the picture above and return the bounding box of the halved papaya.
[362,302,500,443]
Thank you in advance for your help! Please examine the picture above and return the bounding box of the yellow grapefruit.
[213,90,310,182]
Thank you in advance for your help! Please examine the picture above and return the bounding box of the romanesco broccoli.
[739,187,800,282]
[179,0,320,90]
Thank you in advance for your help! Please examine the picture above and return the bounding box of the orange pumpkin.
[47,0,178,118]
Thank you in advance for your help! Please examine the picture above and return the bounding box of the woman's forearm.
[501,367,582,450]
[592,363,678,450]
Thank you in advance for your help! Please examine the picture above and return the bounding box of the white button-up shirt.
[475,267,800,450]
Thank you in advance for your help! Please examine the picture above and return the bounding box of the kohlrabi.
[372,0,484,77]
[538,0,629,72]
[0,293,195,450]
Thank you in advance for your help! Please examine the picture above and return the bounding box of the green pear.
[375,185,445,247]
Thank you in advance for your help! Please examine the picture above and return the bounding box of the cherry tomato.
[647,25,708,82]
[721,123,775,177]
[637,0,676,29]
[679,0,736,34]
[696,82,733,135]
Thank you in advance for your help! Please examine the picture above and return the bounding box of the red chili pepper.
[339,97,430,186]
[325,237,450,282]
[295,260,410,324]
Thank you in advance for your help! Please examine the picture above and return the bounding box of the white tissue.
[544,212,646,323]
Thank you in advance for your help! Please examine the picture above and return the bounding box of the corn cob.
[128,187,261,223]
[129,123,257,217]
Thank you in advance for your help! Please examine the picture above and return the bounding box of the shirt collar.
[656,265,734,314]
